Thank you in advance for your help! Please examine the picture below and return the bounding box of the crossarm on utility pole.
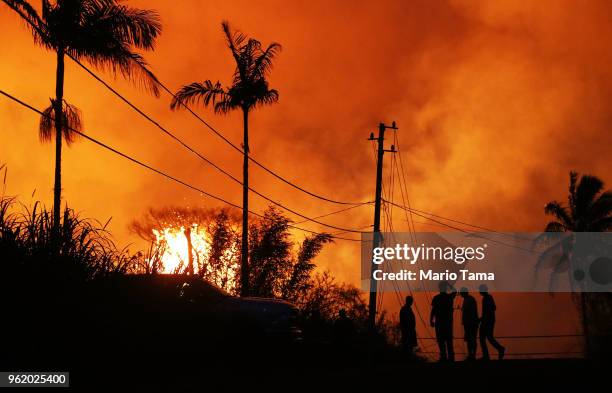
[368,121,397,333]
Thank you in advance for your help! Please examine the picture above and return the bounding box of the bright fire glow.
[151,225,238,293]
[152,225,209,274]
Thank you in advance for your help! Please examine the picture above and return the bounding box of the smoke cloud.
[1,0,607,349]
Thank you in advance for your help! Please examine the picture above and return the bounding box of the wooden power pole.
[368,121,397,333]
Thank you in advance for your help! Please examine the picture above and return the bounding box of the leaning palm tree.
[3,0,162,233]
[170,21,281,297]
[541,171,612,356]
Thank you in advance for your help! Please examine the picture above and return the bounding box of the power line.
[385,135,531,244]
[387,134,435,318]
[159,80,370,205]
[3,8,544,246]
[380,185,582,359]
[4,3,549,244]
[0,88,363,243]
[68,56,368,234]
[411,218,463,230]
[68,56,368,206]
[394,134,418,238]
[377,143,436,345]
[293,202,372,225]
[382,199,436,344]
[407,205,532,241]
[2,3,369,209]
[392,136,435,307]
[331,224,372,237]
[374,133,435,347]
[383,198,539,254]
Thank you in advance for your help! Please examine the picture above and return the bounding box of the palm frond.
[535,235,569,271]
[118,51,160,97]
[174,21,280,115]
[221,20,246,63]
[214,99,239,115]
[255,88,279,107]
[28,0,164,96]
[253,42,282,78]
[74,46,160,96]
[534,234,574,294]
[588,191,612,227]
[170,81,228,111]
[544,221,565,232]
[92,2,162,50]
[575,174,604,222]
[544,201,573,228]
[590,216,612,232]
[2,0,51,48]
[39,99,83,145]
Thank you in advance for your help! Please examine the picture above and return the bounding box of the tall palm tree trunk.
[574,254,591,356]
[53,46,65,234]
[240,108,249,297]
[580,292,591,356]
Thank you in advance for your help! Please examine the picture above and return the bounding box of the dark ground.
[2,276,607,392]
[22,356,606,392]
[173,359,607,392]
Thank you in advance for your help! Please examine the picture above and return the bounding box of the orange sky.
[2,0,610,355]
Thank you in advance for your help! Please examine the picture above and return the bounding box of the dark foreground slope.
[10,354,605,392]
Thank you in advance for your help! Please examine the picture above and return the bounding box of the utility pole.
[368,121,397,333]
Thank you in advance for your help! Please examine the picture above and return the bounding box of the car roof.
[96,274,231,297]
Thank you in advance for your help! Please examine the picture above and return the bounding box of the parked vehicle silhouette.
[85,274,302,359]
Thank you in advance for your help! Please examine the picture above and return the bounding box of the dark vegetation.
[1,2,610,389]
[541,171,612,357]
[0,190,399,377]
[2,0,162,230]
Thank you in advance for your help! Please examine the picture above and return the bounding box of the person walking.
[478,284,505,360]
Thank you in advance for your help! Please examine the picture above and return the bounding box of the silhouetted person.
[430,281,457,361]
[399,295,417,354]
[478,284,505,360]
[460,287,479,361]
[333,309,354,348]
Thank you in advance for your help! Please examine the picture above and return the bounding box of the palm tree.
[542,171,612,356]
[3,0,161,233]
[170,21,281,297]
[544,172,612,233]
